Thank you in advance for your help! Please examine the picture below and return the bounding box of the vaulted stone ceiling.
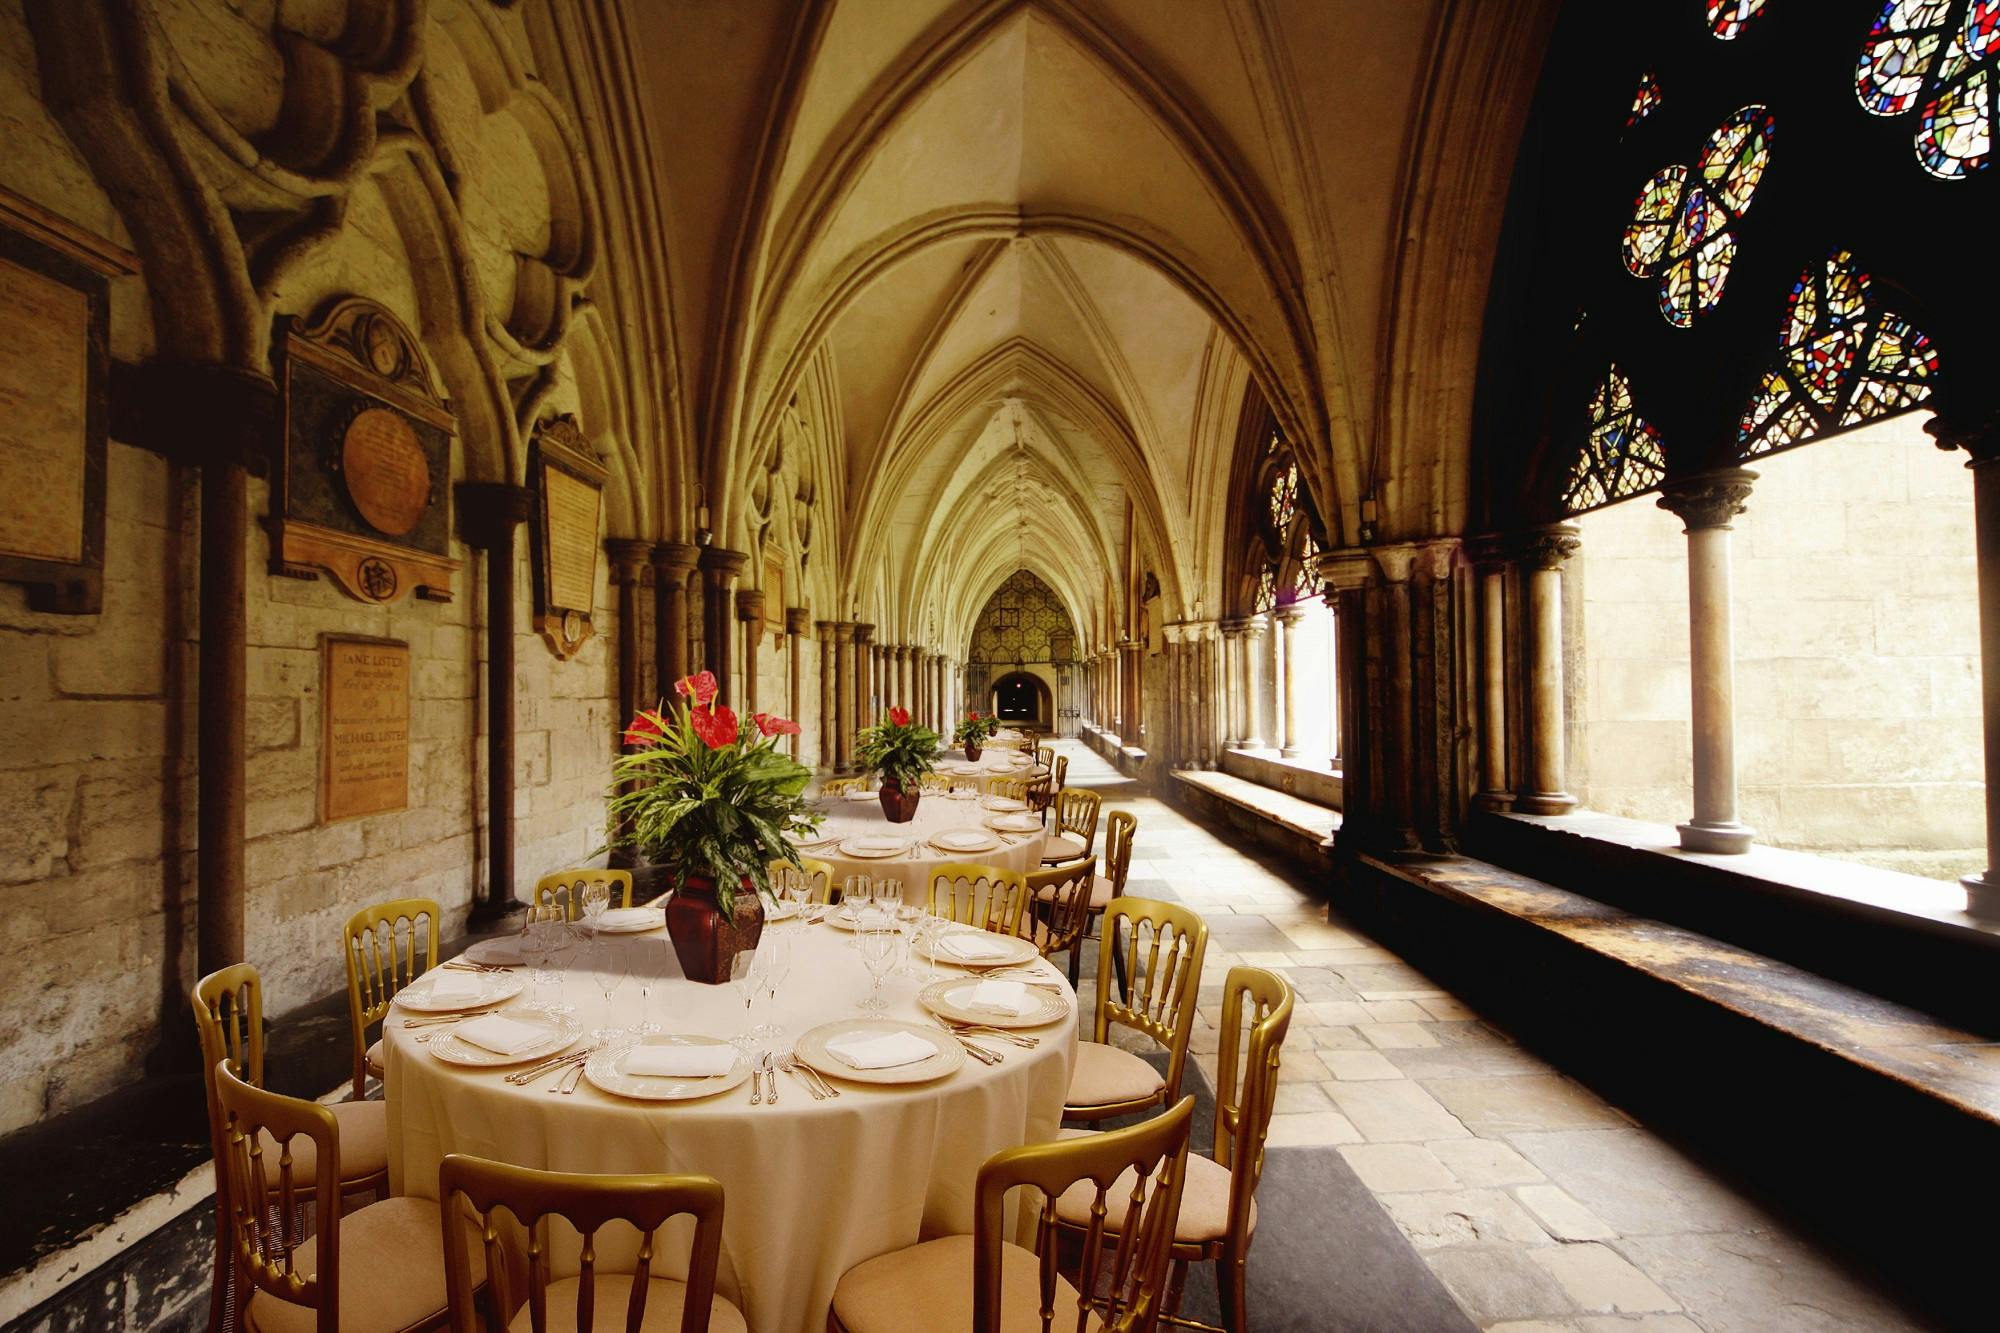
[625,0,1556,651]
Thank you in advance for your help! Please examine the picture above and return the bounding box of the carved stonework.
[1656,469,1757,532]
[1927,409,2000,466]
[1517,523,1583,572]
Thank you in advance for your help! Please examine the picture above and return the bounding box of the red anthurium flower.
[690,702,738,749]
[623,712,663,747]
[673,670,719,707]
[753,712,801,737]
[888,706,910,727]
[969,710,981,719]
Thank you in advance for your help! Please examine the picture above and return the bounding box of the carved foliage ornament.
[271,296,458,604]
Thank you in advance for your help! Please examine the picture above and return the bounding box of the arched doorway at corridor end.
[990,671,1052,730]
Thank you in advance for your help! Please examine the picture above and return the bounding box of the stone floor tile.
[1330,962,1445,993]
[1428,1139,1548,1188]
[1338,1142,1462,1193]
[1513,1185,1619,1242]
[1575,1316,1703,1332]
[1322,1049,1404,1080]
[1275,966,1361,1001]
[1527,1244,1680,1315]
[1271,1080,1334,1113]
[1422,1077,1630,1135]
[1487,1322,1583,1333]
[1426,1247,1579,1326]
[1385,1042,1557,1081]
[1275,1049,1332,1082]
[1263,1110,1365,1147]
[1325,1079,1472,1141]
[1361,1022,1440,1050]
[1360,999,1433,1022]
[1276,919,1364,949]
[1306,1024,1373,1050]
[1234,950,1295,969]
[1613,1231,1928,1331]
[1420,996,1482,1022]
[1381,1188,1554,1249]
[1508,1131,1776,1236]
[1303,1000,1373,1026]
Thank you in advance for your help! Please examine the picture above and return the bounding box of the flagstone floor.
[1050,738,1929,1333]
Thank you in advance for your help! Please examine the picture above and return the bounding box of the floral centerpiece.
[608,670,817,982]
[854,706,940,822]
[952,709,1001,760]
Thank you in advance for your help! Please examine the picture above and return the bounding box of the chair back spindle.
[342,898,439,1095]
[928,863,1031,938]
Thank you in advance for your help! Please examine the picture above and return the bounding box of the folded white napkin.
[936,831,992,850]
[595,908,658,929]
[625,1045,735,1078]
[984,797,1026,811]
[965,980,1034,1016]
[850,836,904,853]
[428,971,486,999]
[843,790,878,801]
[992,814,1041,832]
[454,1015,547,1055]
[825,1031,936,1070]
[472,937,524,963]
[843,906,895,929]
[939,933,1011,961]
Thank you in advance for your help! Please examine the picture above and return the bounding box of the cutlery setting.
[505,1046,597,1086]
[929,1016,1003,1064]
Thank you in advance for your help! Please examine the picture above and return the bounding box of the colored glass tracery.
[1707,0,1770,41]
[1563,366,1667,513]
[1622,107,1775,327]
[1857,0,1997,177]
[1628,71,1664,128]
[1738,251,1940,456]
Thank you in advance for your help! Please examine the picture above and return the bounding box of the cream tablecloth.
[385,922,1077,1333]
[933,751,1048,797]
[797,789,1048,903]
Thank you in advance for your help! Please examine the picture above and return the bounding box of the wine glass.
[729,946,770,1048]
[590,938,629,1044]
[580,881,611,928]
[752,932,792,1048]
[841,876,873,947]
[537,922,579,1016]
[857,923,897,1014]
[631,938,664,1036]
[521,920,559,1013]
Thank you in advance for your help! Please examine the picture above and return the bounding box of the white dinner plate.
[463,936,528,966]
[842,790,879,802]
[426,1013,580,1067]
[583,1035,752,1101]
[394,973,524,1013]
[826,905,901,932]
[795,1018,966,1085]
[985,814,1043,834]
[920,928,1040,969]
[764,897,802,922]
[981,797,1028,812]
[839,836,908,859]
[929,830,1000,854]
[918,977,1071,1029]
[587,908,666,935]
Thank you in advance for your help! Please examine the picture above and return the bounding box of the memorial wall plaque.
[321,636,410,822]
[529,415,607,659]
[0,187,136,614]
[272,296,459,604]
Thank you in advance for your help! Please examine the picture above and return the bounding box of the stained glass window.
[1253,563,1277,613]
[1563,365,1667,513]
[1294,533,1324,600]
[1267,463,1299,531]
[1708,0,1770,40]
[1857,1,1997,177]
[1621,107,1775,327]
[1627,71,1664,128]
[1737,250,1941,456]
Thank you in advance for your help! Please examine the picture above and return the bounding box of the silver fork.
[789,1050,839,1097]
[777,1054,824,1100]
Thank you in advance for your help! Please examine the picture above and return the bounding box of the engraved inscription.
[544,464,600,612]
[341,406,431,537]
[323,638,410,822]
[0,257,88,564]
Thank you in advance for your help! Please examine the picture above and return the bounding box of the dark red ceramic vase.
[878,777,921,823]
[664,874,766,984]
[964,742,983,761]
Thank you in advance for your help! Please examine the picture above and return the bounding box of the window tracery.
[1627,71,1664,129]
[1564,365,1667,513]
[1856,0,1996,178]
[1707,0,1770,41]
[1622,106,1775,328]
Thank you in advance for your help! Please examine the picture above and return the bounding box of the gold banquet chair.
[927,863,1032,939]
[439,1154,746,1333]
[770,854,836,904]
[818,776,868,797]
[1042,787,1102,865]
[213,1064,483,1333]
[1024,859,1097,971]
[1054,968,1294,1333]
[343,897,440,1097]
[1070,810,1139,995]
[533,868,634,922]
[193,965,390,1333]
[1064,898,1208,1125]
[829,1097,1195,1333]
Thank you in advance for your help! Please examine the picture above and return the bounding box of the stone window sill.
[1220,746,1343,808]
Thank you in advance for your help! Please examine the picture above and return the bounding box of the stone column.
[1657,471,1758,854]
[1930,413,2000,916]
[786,608,809,758]
[1469,538,1513,811]
[817,621,838,770]
[1515,524,1581,816]
[736,588,766,718]
[608,541,651,736]
[1218,620,1244,749]
[1274,603,1308,758]
[458,482,536,927]
[899,644,915,712]
[834,623,856,773]
[1236,620,1266,749]
[698,547,749,705]
[1197,624,1219,768]
[1162,626,1185,766]
[853,623,876,726]
[651,542,699,697]
[1118,640,1142,743]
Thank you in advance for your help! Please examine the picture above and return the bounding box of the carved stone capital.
[605,538,651,581]
[1515,522,1582,572]
[735,588,766,623]
[815,620,837,639]
[1465,533,1512,569]
[831,622,854,644]
[785,607,811,636]
[1218,617,1249,636]
[852,622,875,645]
[697,545,750,578]
[650,541,700,577]
[1656,469,1757,532]
[1273,602,1309,625]
[1927,409,2000,466]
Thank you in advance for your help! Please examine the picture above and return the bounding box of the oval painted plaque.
[341,407,430,537]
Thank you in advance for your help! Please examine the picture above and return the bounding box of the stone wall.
[1575,413,1982,880]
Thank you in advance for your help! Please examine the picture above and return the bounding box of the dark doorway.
[990,672,1051,729]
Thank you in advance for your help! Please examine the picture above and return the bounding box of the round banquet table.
[933,751,1049,796]
[798,789,1048,903]
[385,921,1078,1333]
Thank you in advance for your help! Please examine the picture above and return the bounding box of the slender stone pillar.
[1162,627,1185,766]
[736,588,766,717]
[900,644,916,712]
[1930,413,2000,916]
[1118,640,1141,743]
[853,624,876,728]
[816,621,837,770]
[786,608,809,758]
[1658,471,1758,853]
[458,482,536,927]
[834,623,856,772]
[608,541,651,734]
[1515,524,1581,816]
[1218,621,1244,749]
[651,542,698,697]
[698,547,749,705]
[1236,620,1266,749]
[1469,539,1513,811]
[199,451,249,972]
[1274,603,1308,757]
[1199,624,1219,768]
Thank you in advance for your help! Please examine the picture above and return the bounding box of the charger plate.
[918,977,1070,1029]
[921,929,1039,969]
[394,973,524,1013]
[584,1034,752,1101]
[795,1018,965,1085]
[427,1014,579,1067]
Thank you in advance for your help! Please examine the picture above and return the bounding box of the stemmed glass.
[729,946,770,1049]
[590,937,629,1045]
[841,876,873,947]
[580,882,611,928]
[751,931,792,1048]
[631,938,664,1036]
[857,922,897,1014]
[530,921,579,1015]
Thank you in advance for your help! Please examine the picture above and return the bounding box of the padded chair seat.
[831,1234,1102,1333]
[245,1196,483,1333]
[1035,876,1116,911]
[510,1275,748,1332]
[254,1098,387,1189]
[1040,834,1088,864]
[1065,1041,1165,1112]
[1052,1139,1252,1245]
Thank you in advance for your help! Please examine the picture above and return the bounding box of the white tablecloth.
[385,923,1077,1332]
[933,752,1049,797]
[798,790,1048,904]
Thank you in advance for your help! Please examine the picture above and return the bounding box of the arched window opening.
[1622,105,1776,327]
[1708,1,1771,42]
[1563,364,1668,514]
[1627,71,1664,130]
[1856,0,1997,178]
